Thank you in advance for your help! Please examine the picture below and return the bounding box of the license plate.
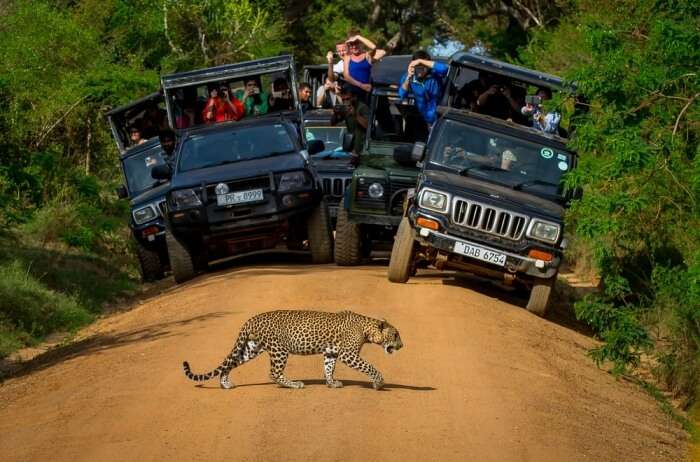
[453,241,507,267]
[216,189,264,206]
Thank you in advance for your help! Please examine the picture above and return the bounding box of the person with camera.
[202,84,244,123]
[326,41,348,83]
[331,85,369,165]
[235,78,269,116]
[398,50,449,126]
[269,78,294,112]
[521,87,561,134]
[316,78,343,109]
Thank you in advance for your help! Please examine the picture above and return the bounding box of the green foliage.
[525,0,700,406]
[162,0,287,69]
[0,261,92,358]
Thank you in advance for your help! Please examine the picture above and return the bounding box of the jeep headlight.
[419,189,449,213]
[133,204,157,225]
[278,171,309,192]
[527,220,560,243]
[368,182,384,199]
[171,188,202,208]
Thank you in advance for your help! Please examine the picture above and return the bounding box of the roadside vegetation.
[0,0,697,420]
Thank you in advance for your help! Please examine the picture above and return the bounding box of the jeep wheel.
[135,241,165,282]
[388,217,415,283]
[334,206,362,265]
[526,276,556,316]
[307,199,333,264]
[165,231,196,284]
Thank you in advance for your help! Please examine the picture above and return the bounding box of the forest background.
[0,0,698,419]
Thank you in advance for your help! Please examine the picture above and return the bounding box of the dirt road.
[0,259,687,461]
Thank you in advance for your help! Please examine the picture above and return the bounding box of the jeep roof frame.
[105,92,164,154]
[160,55,300,131]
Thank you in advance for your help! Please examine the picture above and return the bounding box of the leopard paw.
[372,380,384,390]
[220,376,235,389]
[327,380,344,388]
[289,381,305,389]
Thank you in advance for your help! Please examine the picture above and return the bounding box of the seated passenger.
[316,78,343,108]
[269,78,293,111]
[235,78,269,116]
[458,73,522,121]
[202,84,244,123]
[398,50,449,126]
[129,124,146,146]
[159,129,177,164]
[299,82,315,113]
[521,87,561,134]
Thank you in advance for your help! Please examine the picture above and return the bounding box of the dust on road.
[0,260,687,461]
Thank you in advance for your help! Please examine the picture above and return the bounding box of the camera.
[334,103,350,115]
[414,65,428,75]
[526,95,542,105]
[250,87,260,95]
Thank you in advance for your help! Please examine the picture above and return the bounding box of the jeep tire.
[135,241,164,282]
[307,199,333,264]
[526,276,556,316]
[334,206,362,266]
[388,217,415,283]
[166,231,196,284]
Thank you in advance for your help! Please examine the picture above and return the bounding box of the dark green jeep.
[334,55,434,265]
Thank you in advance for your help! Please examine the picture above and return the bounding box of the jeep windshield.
[429,119,574,199]
[122,145,167,196]
[305,125,346,154]
[178,124,296,172]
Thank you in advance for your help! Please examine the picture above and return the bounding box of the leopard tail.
[182,328,249,382]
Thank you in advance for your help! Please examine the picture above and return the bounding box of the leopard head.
[368,319,404,354]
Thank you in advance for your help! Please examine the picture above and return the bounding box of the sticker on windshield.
[145,156,157,167]
[540,148,554,159]
[557,153,567,160]
[558,161,569,171]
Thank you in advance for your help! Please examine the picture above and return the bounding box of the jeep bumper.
[415,226,560,280]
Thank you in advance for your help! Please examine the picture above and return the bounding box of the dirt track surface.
[0,259,687,461]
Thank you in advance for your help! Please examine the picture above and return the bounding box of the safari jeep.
[388,53,582,316]
[334,55,434,265]
[107,92,171,281]
[153,55,332,283]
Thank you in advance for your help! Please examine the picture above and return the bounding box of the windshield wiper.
[512,179,560,191]
[458,164,506,176]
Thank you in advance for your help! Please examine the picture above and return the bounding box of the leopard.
[182,309,403,390]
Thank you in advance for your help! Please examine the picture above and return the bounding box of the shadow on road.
[192,379,436,391]
[0,311,233,382]
[413,271,594,337]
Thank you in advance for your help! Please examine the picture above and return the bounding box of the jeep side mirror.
[115,184,128,199]
[308,139,325,155]
[342,133,354,152]
[151,164,172,180]
[393,142,426,166]
[411,142,426,162]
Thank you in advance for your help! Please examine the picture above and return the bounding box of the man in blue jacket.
[398,50,449,127]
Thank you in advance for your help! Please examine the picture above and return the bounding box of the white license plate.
[453,241,507,267]
[216,189,264,206]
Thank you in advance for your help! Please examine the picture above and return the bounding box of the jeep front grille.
[157,200,167,216]
[389,177,415,215]
[321,177,352,198]
[451,197,528,240]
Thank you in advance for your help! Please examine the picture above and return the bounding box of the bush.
[0,260,93,357]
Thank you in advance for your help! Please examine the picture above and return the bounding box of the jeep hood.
[422,170,564,220]
[172,152,306,189]
[359,155,418,176]
[130,181,169,207]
